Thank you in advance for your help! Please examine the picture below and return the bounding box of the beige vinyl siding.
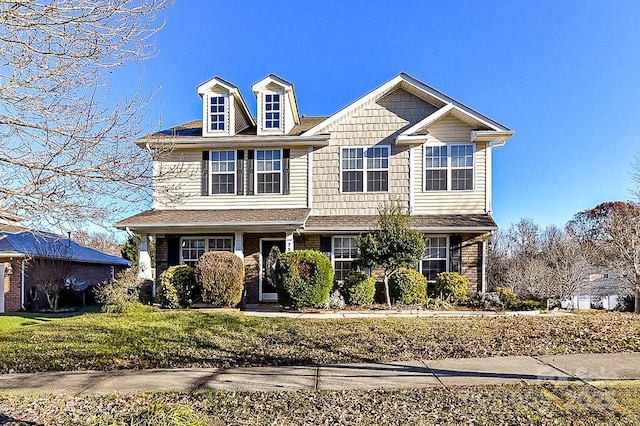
[154,148,308,209]
[312,88,436,216]
[233,98,251,133]
[412,115,488,214]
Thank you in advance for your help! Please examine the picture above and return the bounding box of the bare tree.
[632,153,640,201]
[71,230,122,256]
[0,0,173,229]
[27,236,75,310]
[540,225,590,300]
[569,201,640,313]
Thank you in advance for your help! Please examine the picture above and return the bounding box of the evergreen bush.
[157,265,195,309]
[434,272,468,304]
[194,251,244,307]
[274,250,334,309]
[389,268,427,305]
[341,270,376,306]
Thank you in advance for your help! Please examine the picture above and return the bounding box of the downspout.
[21,259,25,310]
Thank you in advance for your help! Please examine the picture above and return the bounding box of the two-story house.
[115,73,513,303]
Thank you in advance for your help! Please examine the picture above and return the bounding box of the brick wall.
[3,260,23,312]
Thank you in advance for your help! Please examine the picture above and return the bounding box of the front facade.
[116,73,513,303]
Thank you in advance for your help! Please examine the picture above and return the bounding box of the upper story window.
[256,149,282,194]
[264,94,281,129]
[210,150,235,194]
[425,144,474,191]
[341,146,390,193]
[209,95,226,131]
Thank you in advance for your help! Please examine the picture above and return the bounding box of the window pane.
[342,171,363,192]
[367,171,388,192]
[451,169,473,190]
[425,170,447,191]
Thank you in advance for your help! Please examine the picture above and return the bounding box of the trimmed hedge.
[194,251,244,307]
[434,272,468,304]
[157,265,195,309]
[389,268,427,305]
[341,270,376,306]
[275,250,334,309]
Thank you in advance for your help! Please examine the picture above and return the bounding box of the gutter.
[115,221,308,230]
[301,226,498,233]
[138,135,330,148]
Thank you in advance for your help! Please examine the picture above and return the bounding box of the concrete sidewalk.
[1,353,638,395]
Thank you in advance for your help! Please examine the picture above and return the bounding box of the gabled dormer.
[251,74,300,136]
[197,77,254,137]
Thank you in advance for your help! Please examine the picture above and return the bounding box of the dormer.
[197,77,253,137]
[251,74,300,136]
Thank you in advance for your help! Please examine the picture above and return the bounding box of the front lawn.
[1,382,639,425]
[0,310,639,373]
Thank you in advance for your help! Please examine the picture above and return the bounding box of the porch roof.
[114,208,311,233]
[303,214,498,233]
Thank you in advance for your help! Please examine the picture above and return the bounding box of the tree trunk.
[384,273,392,308]
[635,281,640,314]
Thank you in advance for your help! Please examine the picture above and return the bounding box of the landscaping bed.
[1,382,639,425]
[0,310,639,373]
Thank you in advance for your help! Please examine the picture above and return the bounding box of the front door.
[260,239,286,302]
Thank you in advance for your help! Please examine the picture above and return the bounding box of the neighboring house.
[0,219,130,312]
[115,73,513,303]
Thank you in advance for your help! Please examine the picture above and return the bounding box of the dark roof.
[148,116,328,139]
[115,208,311,228]
[0,231,130,266]
[304,214,497,231]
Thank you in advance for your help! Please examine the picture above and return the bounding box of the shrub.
[342,270,376,306]
[434,272,468,304]
[496,287,546,311]
[324,290,346,310]
[93,267,151,307]
[424,297,453,310]
[389,268,427,305]
[275,250,334,309]
[156,265,195,309]
[194,251,244,307]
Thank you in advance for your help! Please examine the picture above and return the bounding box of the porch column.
[285,231,294,253]
[234,232,244,260]
[138,233,152,280]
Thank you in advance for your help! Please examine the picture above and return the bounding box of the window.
[341,146,390,193]
[420,237,448,281]
[425,144,474,191]
[210,150,235,194]
[256,149,281,194]
[181,237,233,266]
[333,236,358,281]
[209,95,226,131]
[264,94,281,129]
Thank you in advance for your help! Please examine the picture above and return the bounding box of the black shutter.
[450,235,462,274]
[201,151,209,196]
[168,237,180,266]
[247,149,255,195]
[320,236,332,256]
[236,150,244,195]
[282,149,290,195]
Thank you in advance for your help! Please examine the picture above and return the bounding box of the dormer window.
[264,94,281,129]
[209,95,226,131]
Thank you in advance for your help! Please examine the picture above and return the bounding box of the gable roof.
[196,76,255,128]
[251,74,300,126]
[302,72,513,137]
[0,231,130,266]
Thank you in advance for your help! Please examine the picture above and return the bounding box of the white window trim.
[262,91,284,133]
[255,148,283,195]
[179,236,234,265]
[423,143,475,192]
[332,235,359,281]
[207,93,228,134]
[339,145,391,194]
[209,150,237,196]
[418,235,449,282]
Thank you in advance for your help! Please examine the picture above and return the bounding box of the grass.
[1,382,639,425]
[0,309,639,373]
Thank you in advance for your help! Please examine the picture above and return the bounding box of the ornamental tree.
[357,199,426,307]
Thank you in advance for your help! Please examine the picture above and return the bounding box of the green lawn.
[0,309,639,373]
[1,382,639,425]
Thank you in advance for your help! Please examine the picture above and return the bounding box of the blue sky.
[115,0,640,230]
